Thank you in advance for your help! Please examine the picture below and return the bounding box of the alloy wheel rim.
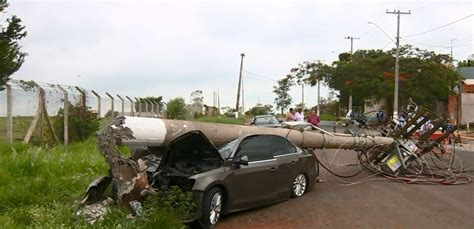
[293,174,307,196]
[209,192,222,225]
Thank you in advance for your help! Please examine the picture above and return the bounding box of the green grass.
[0,139,184,228]
[195,115,246,125]
[319,113,340,121]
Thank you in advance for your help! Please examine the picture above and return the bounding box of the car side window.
[270,136,296,156]
[236,136,273,162]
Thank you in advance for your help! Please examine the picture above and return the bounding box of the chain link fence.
[0,79,163,144]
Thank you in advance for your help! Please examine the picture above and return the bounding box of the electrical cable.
[403,14,474,38]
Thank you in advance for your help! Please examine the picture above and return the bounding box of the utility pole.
[213,91,216,107]
[242,76,245,113]
[344,36,359,116]
[217,89,221,114]
[386,9,411,121]
[302,84,304,110]
[314,59,324,117]
[450,38,456,68]
[235,53,245,114]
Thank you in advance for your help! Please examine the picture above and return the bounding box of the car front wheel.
[200,187,223,228]
[291,173,307,198]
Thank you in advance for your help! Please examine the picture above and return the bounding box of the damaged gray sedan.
[85,117,317,228]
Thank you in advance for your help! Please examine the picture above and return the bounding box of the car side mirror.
[233,155,249,168]
[239,155,249,166]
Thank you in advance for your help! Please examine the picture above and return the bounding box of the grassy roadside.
[0,139,184,228]
[195,115,246,125]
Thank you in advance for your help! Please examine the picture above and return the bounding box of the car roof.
[254,114,276,118]
[234,133,290,143]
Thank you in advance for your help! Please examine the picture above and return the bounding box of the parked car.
[154,131,318,227]
[251,114,281,128]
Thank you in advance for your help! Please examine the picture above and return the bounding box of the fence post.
[105,92,114,120]
[148,101,154,117]
[116,95,124,116]
[24,82,59,144]
[57,85,69,145]
[135,97,141,117]
[6,83,13,144]
[144,101,149,117]
[152,101,159,117]
[75,86,86,109]
[91,90,101,118]
[126,96,134,116]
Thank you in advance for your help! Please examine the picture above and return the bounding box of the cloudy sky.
[3,0,473,111]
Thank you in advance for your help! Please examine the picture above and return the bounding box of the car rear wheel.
[200,187,223,228]
[291,173,307,198]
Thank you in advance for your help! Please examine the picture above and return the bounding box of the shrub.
[53,102,100,143]
[167,97,186,120]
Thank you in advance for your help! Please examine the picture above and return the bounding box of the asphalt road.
[318,120,347,133]
[216,147,474,229]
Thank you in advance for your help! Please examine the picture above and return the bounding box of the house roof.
[464,79,474,85]
[460,67,474,80]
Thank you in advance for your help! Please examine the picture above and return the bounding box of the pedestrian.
[307,110,320,126]
[286,108,295,121]
[294,108,304,121]
[376,110,384,125]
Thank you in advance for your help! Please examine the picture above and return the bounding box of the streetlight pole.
[386,9,411,121]
[344,36,359,116]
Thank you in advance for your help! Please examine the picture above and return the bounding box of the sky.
[3,0,473,112]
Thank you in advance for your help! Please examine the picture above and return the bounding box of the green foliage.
[245,103,273,116]
[190,90,204,106]
[196,115,245,125]
[135,96,163,113]
[221,106,237,116]
[458,59,473,67]
[167,97,186,120]
[53,102,100,143]
[319,113,339,121]
[273,77,294,114]
[104,109,119,118]
[290,45,458,114]
[0,140,184,228]
[145,186,196,221]
[0,0,27,89]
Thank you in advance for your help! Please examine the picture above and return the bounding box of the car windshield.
[218,139,239,159]
[254,116,279,125]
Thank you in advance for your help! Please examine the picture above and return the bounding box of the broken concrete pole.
[120,116,394,149]
[96,117,149,207]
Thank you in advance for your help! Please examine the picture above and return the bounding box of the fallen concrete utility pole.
[120,116,394,149]
[85,116,393,206]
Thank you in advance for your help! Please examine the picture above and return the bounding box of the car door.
[226,135,278,210]
[270,136,299,199]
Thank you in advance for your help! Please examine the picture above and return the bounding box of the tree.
[53,102,100,143]
[166,97,186,120]
[135,96,163,112]
[245,103,273,116]
[458,58,473,67]
[190,90,204,106]
[273,77,294,114]
[0,0,27,89]
[321,45,458,114]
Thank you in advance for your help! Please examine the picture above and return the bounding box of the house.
[448,67,474,125]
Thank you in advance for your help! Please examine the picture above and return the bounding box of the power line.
[243,70,276,82]
[403,14,474,38]
[402,38,450,48]
[381,40,393,50]
[243,75,275,83]
[453,43,472,48]
[368,21,396,44]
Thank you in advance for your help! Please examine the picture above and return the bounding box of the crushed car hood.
[158,130,224,170]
